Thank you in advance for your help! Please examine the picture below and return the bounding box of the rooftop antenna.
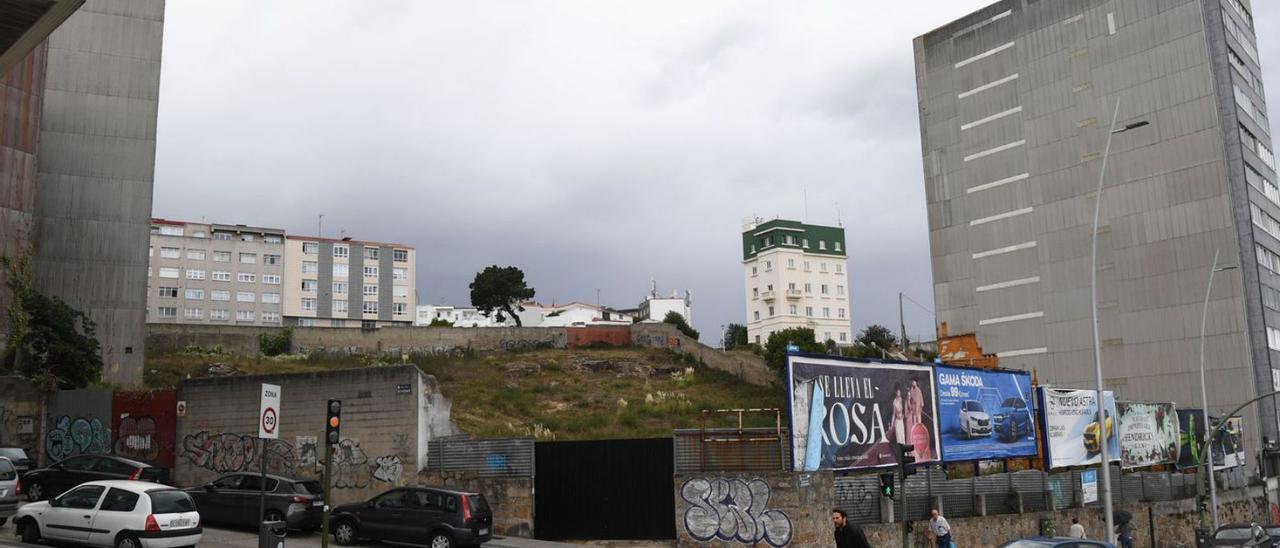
[836,202,843,227]
[318,214,325,239]
[650,277,657,298]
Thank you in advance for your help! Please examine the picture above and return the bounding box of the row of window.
[1268,326,1280,351]
[1257,245,1280,273]
[1246,164,1280,206]
[751,261,845,275]
[1225,0,1253,29]
[754,331,848,345]
[1263,284,1280,311]
[752,305,846,320]
[752,283,845,297]
[156,287,282,304]
[753,236,843,254]
[1223,8,1259,65]
[155,268,281,284]
[300,262,408,280]
[153,225,285,243]
[1228,47,1265,98]
[298,280,411,298]
[155,307,281,322]
[299,298,408,315]
[1241,125,1275,170]
[153,247,283,265]
[1252,204,1280,241]
[301,242,409,262]
[1234,85,1269,131]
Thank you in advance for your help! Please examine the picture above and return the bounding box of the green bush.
[258,327,293,357]
[663,311,700,340]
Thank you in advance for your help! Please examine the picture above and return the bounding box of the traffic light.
[879,473,895,498]
[896,442,918,476]
[326,399,342,445]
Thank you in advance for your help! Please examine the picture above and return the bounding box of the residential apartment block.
[146,219,286,326]
[283,236,416,327]
[915,0,1279,452]
[741,219,851,345]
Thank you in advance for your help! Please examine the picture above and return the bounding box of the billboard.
[788,355,940,471]
[1176,409,1206,469]
[1041,388,1120,469]
[1115,402,1179,468]
[934,365,1037,462]
[1212,416,1245,470]
[1176,411,1244,470]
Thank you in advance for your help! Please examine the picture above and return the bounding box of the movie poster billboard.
[1212,416,1245,470]
[1176,411,1245,470]
[1041,388,1120,469]
[788,355,940,471]
[934,365,1037,462]
[1176,409,1206,469]
[1115,402,1179,468]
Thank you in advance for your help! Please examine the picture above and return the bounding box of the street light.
[1089,100,1149,544]
[1199,248,1238,531]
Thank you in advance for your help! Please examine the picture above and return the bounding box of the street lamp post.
[1199,248,1237,531]
[1089,100,1149,544]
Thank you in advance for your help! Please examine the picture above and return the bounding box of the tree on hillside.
[663,311,699,340]
[763,327,826,373]
[724,323,748,350]
[2,253,102,390]
[855,324,898,352]
[470,265,536,326]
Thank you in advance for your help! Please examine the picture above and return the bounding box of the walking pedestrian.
[832,508,870,548]
[1068,517,1086,539]
[929,509,953,548]
[1115,520,1135,548]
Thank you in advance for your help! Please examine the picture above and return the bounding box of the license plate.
[479,528,489,536]
[313,500,324,507]
[170,519,191,528]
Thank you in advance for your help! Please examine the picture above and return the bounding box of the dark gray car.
[330,486,493,548]
[0,449,32,475]
[184,473,324,531]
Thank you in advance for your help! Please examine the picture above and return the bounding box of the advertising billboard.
[1176,411,1244,470]
[1041,388,1120,469]
[1115,402,1179,468]
[788,355,940,471]
[1176,409,1206,470]
[1212,416,1245,470]
[934,365,1037,462]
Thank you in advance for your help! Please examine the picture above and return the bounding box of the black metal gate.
[534,438,676,541]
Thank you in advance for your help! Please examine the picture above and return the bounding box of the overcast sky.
[153,1,1280,344]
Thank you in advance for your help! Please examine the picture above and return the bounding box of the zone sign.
[259,383,281,439]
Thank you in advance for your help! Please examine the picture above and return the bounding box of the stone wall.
[418,470,533,538]
[0,376,43,463]
[674,471,833,547]
[632,324,776,387]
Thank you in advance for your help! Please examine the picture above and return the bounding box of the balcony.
[761,291,776,302]
[785,289,803,299]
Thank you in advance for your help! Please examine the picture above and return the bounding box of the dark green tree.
[663,311,699,340]
[427,318,453,327]
[855,324,898,351]
[258,327,293,356]
[763,327,826,372]
[724,323,748,350]
[2,253,103,389]
[469,265,536,326]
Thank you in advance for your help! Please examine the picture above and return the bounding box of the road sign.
[786,344,800,353]
[1082,469,1098,504]
[259,383,281,439]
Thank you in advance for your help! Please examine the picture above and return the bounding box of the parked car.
[998,538,1114,547]
[993,397,1033,442]
[21,454,169,502]
[330,486,493,548]
[1083,414,1114,454]
[1213,524,1274,547]
[184,472,323,531]
[0,448,33,475]
[13,480,201,548]
[959,400,992,438]
[0,456,19,526]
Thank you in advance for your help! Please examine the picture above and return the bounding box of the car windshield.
[0,448,27,461]
[1217,528,1255,540]
[149,490,197,514]
[295,481,323,495]
[0,458,14,480]
[1003,398,1025,408]
[964,402,985,412]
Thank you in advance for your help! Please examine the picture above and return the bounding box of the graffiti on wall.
[296,436,318,468]
[0,407,35,448]
[114,416,158,461]
[46,416,110,461]
[333,438,370,489]
[681,477,793,547]
[181,432,295,473]
[373,455,402,483]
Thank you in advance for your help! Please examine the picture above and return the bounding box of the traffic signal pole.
[321,432,332,548]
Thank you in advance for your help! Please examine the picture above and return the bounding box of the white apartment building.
[416,305,512,327]
[283,235,416,327]
[146,219,287,326]
[742,218,851,345]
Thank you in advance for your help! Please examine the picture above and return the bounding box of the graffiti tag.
[333,438,370,489]
[115,416,159,461]
[296,436,318,468]
[373,455,402,483]
[46,416,110,461]
[681,477,793,547]
[181,431,295,473]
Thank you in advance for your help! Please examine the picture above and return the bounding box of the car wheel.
[265,509,285,523]
[333,521,358,546]
[19,518,40,543]
[115,533,141,548]
[25,481,43,501]
[429,531,453,548]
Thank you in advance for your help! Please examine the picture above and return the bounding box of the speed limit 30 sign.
[259,383,281,439]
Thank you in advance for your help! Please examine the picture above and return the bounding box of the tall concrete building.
[915,0,1277,455]
[741,219,851,346]
[283,236,416,328]
[145,219,286,326]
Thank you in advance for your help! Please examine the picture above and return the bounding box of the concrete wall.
[175,365,454,506]
[44,388,113,464]
[418,470,533,538]
[674,471,833,548]
[0,42,45,342]
[632,324,776,387]
[0,377,44,462]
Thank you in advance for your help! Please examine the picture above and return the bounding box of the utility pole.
[318,214,324,239]
[321,433,331,548]
[899,293,907,358]
[894,442,916,548]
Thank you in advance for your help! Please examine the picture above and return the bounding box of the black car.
[330,486,493,548]
[185,473,324,531]
[1213,524,1274,547]
[0,448,32,475]
[20,454,168,501]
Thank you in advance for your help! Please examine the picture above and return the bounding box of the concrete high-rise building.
[915,0,1278,454]
[283,236,416,328]
[741,219,851,346]
[145,219,287,326]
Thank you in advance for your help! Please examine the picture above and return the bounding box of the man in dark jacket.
[833,508,871,548]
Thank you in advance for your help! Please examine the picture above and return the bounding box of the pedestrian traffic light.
[879,473,895,498]
[326,399,342,445]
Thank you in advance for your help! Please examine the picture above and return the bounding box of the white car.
[959,400,992,438]
[14,480,201,548]
[0,456,18,526]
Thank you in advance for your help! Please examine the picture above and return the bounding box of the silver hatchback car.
[0,456,18,526]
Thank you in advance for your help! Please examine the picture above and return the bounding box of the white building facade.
[742,218,851,345]
[415,305,512,327]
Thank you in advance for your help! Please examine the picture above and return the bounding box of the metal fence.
[673,427,791,473]
[425,437,535,478]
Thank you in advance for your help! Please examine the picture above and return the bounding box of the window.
[1253,204,1280,240]
[212,271,232,282]
[805,283,812,294]
[187,249,205,260]
[836,264,843,274]
[187,269,205,280]
[301,280,318,292]
[1226,0,1253,29]
[806,306,814,317]
[365,247,379,260]
[263,254,281,266]
[303,242,319,255]
[802,238,809,248]
[393,303,407,315]
[363,301,379,314]
[262,312,280,323]
[364,266,379,278]
[1247,164,1280,206]
[753,311,760,321]
[764,261,772,272]
[821,263,828,273]
[213,232,233,241]
[58,485,106,509]
[821,284,829,295]
[261,293,281,304]
[1242,125,1275,169]
[333,282,348,294]
[158,226,183,236]
[237,310,255,322]
[211,290,230,301]
[363,285,378,297]
[333,264,349,278]
[837,285,845,296]
[148,246,152,257]
[240,234,255,242]
[210,309,229,321]
[157,307,177,318]
[100,488,140,513]
[824,332,832,342]
[298,318,315,327]
[394,286,408,298]
[301,298,316,311]
[213,251,231,262]
[303,261,318,274]
[783,235,795,245]
[1224,9,1259,64]
[804,261,811,272]
[185,289,204,300]
[238,272,256,283]
[237,291,255,303]
[834,241,842,252]
[840,332,848,342]
[263,274,281,284]
[1261,245,1280,272]
[333,300,348,313]
[184,308,202,319]
[239,253,256,264]
[264,235,282,244]
[1265,285,1280,311]
[158,287,178,298]
[191,230,208,238]
[764,236,772,247]
[789,304,797,315]
[838,308,846,319]
[819,240,827,250]
[768,306,774,316]
[1270,326,1280,351]
[394,249,408,262]
[787,259,795,269]
[751,266,757,276]
[159,267,179,279]
[1230,47,1265,95]
[1234,85,1268,128]
[752,288,759,298]
[334,245,349,258]
[393,268,408,281]
[823,307,831,318]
